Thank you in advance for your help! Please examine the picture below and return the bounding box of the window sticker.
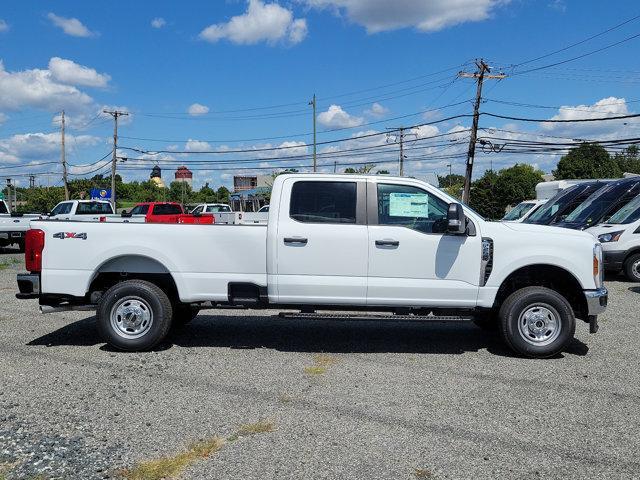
[389,193,429,217]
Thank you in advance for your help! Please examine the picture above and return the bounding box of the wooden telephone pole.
[459,60,505,204]
[103,110,129,209]
[309,94,317,172]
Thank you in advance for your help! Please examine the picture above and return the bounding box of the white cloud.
[0,132,100,166]
[410,124,440,139]
[364,102,389,118]
[48,57,110,88]
[185,139,213,152]
[540,97,637,139]
[151,17,167,28]
[188,103,210,116]
[0,60,93,112]
[0,19,9,33]
[304,0,507,33]
[199,0,308,45]
[47,13,96,38]
[317,104,364,128]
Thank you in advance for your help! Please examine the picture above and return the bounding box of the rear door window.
[289,181,357,224]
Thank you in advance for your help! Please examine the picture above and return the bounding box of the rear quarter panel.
[36,221,268,302]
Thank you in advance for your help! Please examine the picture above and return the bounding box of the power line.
[512,13,640,68]
[120,114,474,155]
[482,111,640,123]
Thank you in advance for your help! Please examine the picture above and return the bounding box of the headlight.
[598,230,624,243]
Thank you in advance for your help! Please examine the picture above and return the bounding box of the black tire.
[172,303,200,325]
[623,253,640,282]
[472,311,498,331]
[499,286,575,358]
[97,280,173,351]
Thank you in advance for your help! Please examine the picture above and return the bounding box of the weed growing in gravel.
[237,420,275,436]
[119,437,225,480]
[120,421,276,480]
[304,354,337,375]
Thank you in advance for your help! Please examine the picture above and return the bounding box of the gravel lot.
[1,248,639,480]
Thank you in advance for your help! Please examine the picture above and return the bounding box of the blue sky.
[1,0,639,188]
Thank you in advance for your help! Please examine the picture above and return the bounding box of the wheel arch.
[88,255,179,302]
[493,264,588,321]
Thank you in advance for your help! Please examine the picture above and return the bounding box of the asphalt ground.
[0,247,638,479]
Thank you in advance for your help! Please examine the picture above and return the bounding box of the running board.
[278,312,473,322]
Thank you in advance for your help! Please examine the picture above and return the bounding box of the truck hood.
[490,221,595,240]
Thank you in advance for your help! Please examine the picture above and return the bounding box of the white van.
[587,194,640,281]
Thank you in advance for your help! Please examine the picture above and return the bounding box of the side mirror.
[447,203,466,235]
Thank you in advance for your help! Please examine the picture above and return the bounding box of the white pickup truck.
[16,174,608,358]
[0,200,41,249]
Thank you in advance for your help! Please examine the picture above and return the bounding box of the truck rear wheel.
[499,286,575,358]
[97,280,173,351]
[623,253,640,282]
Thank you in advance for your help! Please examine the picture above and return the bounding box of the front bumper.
[603,250,626,270]
[16,273,40,299]
[584,287,608,316]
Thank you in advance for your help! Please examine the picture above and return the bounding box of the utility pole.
[459,59,506,203]
[386,127,416,176]
[29,175,35,189]
[309,94,317,172]
[333,160,337,173]
[60,110,69,200]
[103,110,129,210]
[446,163,452,187]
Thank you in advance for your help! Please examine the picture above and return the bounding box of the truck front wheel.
[97,280,173,351]
[499,286,575,358]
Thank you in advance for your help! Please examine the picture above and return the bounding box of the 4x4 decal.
[53,232,87,240]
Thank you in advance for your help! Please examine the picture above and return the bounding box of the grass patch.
[119,437,225,480]
[237,420,275,436]
[414,467,434,478]
[120,421,276,480]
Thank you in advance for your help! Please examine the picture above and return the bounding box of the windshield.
[606,195,640,224]
[502,202,535,221]
[51,202,73,216]
[563,180,640,227]
[525,183,596,225]
[130,204,150,215]
[206,205,231,212]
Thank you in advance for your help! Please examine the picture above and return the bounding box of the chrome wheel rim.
[632,260,640,279]
[110,296,153,339]
[517,304,561,347]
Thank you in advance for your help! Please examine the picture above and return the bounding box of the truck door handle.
[284,237,308,245]
[375,239,400,247]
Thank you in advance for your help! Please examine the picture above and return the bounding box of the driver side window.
[377,183,448,234]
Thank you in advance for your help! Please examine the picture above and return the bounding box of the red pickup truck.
[126,202,214,224]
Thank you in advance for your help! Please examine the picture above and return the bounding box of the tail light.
[99,216,107,222]
[25,229,45,273]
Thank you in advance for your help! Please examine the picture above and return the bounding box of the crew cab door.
[366,180,481,307]
[275,178,368,304]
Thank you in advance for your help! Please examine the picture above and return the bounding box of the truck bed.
[35,221,268,302]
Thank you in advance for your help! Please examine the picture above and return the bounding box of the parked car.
[524,181,610,226]
[1,200,116,250]
[122,202,214,224]
[16,173,607,358]
[0,200,41,250]
[190,203,232,214]
[587,194,640,281]
[501,199,546,222]
[555,178,640,230]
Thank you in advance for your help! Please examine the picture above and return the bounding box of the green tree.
[469,170,502,219]
[614,145,640,174]
[438,174,465,189]
[376,170,390,175]
[554,143,622,179]
[494,163,544,209]
[217,186,230,203]
[344,164,375,174]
